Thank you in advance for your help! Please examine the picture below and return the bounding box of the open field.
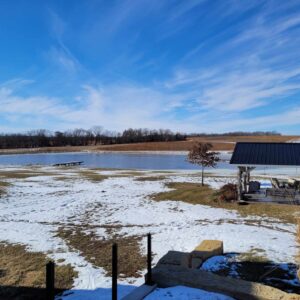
[0,135,298,155]
[0,166,299,299]
[96,135,298,152]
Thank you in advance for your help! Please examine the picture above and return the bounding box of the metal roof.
[230,142,300,166]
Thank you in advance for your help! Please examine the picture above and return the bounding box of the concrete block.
[191,257,203,269]
[152,265,300,300]
[157,251,191,269]
[192,240,223,261]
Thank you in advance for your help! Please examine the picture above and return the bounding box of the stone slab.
[152,265,300,300]
[157,250,191,269]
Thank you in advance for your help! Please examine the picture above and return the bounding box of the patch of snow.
[0,168,297,299]
[201,254,239,277]
[57,285,136,300]
[144,286,235,300]
[201,255,234,272]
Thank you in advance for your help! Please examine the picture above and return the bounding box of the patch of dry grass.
[152,182,300,224]
[0,181,10,197]
[0,171,53,180]
[119,171,146,176]
[0,242,77,299]
[57,228,147,278]
[77,170,146,182]
[53,176,77,182]
[135,176,167,182]
[77,170,109,182]
[152,182,216,205]
[297,219,300,243]
[237,248,270,263]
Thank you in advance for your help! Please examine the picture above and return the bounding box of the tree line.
[0,127,186,149]
[0,127,283,149]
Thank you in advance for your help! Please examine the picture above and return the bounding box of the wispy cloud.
[0,81,190,131]
[46,10,81,73]
[165,64,300,113]
[1,1,300,134]
[165,1,300,115]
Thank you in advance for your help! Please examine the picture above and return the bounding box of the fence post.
[46,261,55,300]
[112,243,118,300]
[146,233,153,285]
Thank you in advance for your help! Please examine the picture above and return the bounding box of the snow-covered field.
[0,166,298,299]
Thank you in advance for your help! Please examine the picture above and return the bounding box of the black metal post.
[146,233,153,285]
[46,261,55,300]
[112,243,118,300]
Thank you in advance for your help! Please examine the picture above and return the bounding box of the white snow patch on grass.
[0,167,297,299]
[144,286,235,300]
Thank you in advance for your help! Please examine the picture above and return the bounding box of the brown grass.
[77,170,142,182]
[135,176,167,182]
[237,248,270,263]
[0,242,77,299]
[0,171,53,180]
[95,135,296,151]
[297,219,300,243]
[152,182,216,204]
[57,228,147,278]
[152,182,300,224]
[0,181,10,197]
[77,170,109,182]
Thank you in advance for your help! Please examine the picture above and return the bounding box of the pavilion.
[230,142,300,201]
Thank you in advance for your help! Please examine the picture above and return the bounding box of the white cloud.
[167,0,300,114]
[0,82,190,131]
[1,80,300,134]
[47,9,81,73]
[2,2,300,134]
[165,65,300,112]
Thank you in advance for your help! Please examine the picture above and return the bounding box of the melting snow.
[0,166,297,299]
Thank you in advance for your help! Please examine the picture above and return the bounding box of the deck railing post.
[46,261,55,300]
[112,243,118,300]
[146,233,153,285]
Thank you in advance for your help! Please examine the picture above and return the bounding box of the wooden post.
[243,167,247,194]
[246,167,251,193]
[46,261,55,300]
[112,243,118,300]
[237,167,242,201]
[146,233,153,285]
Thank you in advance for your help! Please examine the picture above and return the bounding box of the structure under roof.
[230,142,300,166]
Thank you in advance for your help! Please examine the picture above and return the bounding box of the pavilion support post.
[243,168,247,194]
[237,166,243,201]
[246,167,250,186]
[246,167,253,192]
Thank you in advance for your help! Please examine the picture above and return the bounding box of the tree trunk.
[201,165,204,186]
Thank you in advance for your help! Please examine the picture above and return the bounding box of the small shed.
[230,142,300,200]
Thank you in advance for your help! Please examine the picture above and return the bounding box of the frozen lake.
[0,151,233,170]
[0,151,299,175]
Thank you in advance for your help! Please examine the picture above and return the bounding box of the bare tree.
[90,126,103,145]
[187,142,219,186]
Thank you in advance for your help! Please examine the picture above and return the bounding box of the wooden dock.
[53,161,83,167]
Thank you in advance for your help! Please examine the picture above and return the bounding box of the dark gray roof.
[230,142,300,166]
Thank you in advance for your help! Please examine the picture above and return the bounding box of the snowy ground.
[0,166,298,299]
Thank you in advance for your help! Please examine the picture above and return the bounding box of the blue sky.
[1,0,300,134]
